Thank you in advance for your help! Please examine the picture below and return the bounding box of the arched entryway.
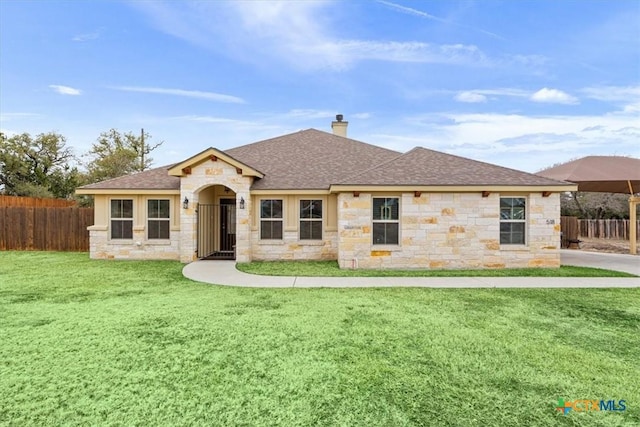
[196,185,237,259]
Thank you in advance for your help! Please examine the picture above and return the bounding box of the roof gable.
[168,147,264,178]
[224,129,400,190]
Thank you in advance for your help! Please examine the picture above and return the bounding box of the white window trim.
[146,198,171,241]
[499,196,528,246]
[109,198,133,241]
[260,198,284,240]
[372,196,401,246]
[299,199,323,241]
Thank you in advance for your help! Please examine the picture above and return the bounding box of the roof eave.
[75,188,181,195]
[329,184,578,193]
[168,147,264,178]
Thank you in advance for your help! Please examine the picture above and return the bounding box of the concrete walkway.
[182,250,639,288]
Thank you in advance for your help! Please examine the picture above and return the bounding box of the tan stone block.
[484,262,505,268]
[413,196,430,204]
[482,239,500,250]
[402,237,414,245]
[441,208,455,216]
[404,216,418,224]
[554,224,561,232]
[362,226,371,233]
[449,225,465,233]
[429,260,447,269]
[420,217,438,224]
[528,258,560,268]
[371,250,391,257]
[205,168,223,175]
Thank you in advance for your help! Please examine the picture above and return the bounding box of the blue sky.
[1,0,638,173]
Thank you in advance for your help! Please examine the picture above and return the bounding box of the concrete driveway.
[561,249,639,275]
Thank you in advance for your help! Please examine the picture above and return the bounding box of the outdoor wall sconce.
[239,197,245,210]
[182,197,189,209]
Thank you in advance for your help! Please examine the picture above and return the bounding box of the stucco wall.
[88,194,181,260]
[337,192,560,269]
[249,194,339,261]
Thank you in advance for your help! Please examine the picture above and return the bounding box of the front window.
[500,197,526,245]
[300,200,322,240]
[260,199,283,240]
[111,199,133,239]
[372,197,399,245]
[148,199,170,239]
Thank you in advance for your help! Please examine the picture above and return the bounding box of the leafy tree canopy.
[0,131,81,198]
[561,191,630,219]
[84,129,162,183]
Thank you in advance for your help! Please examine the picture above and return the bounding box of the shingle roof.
[77,129,570,192]
[78,164,180,190]
[225,129,400,190]
[338,147,570,186]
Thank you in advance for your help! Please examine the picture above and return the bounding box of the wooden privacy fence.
[560,216,580,248]
[0,207,94,251]
[579,219,640,240]
[0,195,77,208]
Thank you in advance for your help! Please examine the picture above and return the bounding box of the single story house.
[76,116,575,269]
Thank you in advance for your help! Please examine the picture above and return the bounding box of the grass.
[0,251,638,426]
[237,260,636,277]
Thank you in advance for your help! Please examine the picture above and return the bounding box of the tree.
[84,129,163,183]
[561,191,629,219]
[0,131,80,198]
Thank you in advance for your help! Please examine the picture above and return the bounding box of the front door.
[219,199,236,255]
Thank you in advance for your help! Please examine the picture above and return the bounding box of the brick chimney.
[331,114,348,137]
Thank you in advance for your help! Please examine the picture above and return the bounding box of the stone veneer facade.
[337,192,560,269]
[179,158,253,263]
[250,230,338,261]
[87,191,182,260]
[88,156,561,269]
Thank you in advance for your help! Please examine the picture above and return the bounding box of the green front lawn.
[237,260,635,277]
[1,251,638,426]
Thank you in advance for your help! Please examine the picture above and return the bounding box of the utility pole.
[140,128,145,171]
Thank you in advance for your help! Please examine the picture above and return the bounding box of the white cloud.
[0,112,42,121]
[377,0,504,40]
[111,86,245,103]
[283,109,336,119]
[530,87,579,105]
[581,85,640,103]
[352,112,371,119]
[72,31,100,42]
[455,91,487,103]
[365,106,640,172]
[49,85,82,95]
[131,1,500,71]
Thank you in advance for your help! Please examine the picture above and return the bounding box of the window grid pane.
[372,197,400,245]
[111,199,133,239]
[300,200,323,240]
[261,200,283,219]
[260,220,283,240]
[499,198,526,245]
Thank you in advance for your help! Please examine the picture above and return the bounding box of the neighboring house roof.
[225,129,400,190]
[336,147,570,187]
[537,155,640,194]
[78,165,180,191]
